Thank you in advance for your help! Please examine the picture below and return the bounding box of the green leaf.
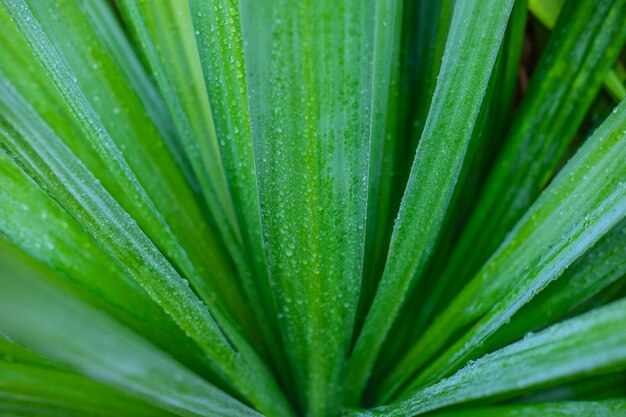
[529,0,626,101]
[184,0,291,387]
[0,337,64,370]
[114,0,242,255]
[484,218,626,352]
[382,96,626,402]
[519,372,626,402]
[0,150,220,380]
[391,0,454,196]
[392,0,528,352]
[109,1,273,349]
[0,0,259,337]
[0,243,262,417]
[1,1,625,416]
[0,362,174,417]
[0,80,292,416]
[433,0,626,317]
[345,0,516,403]
[237,1,399,415]
[429,400,626,417]
[360,0,404,326]
[346,298,626,416]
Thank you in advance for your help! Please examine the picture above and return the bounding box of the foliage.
[0,0,625,416]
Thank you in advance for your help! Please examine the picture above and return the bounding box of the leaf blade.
[347,298,626,416]
[346,0,516,402]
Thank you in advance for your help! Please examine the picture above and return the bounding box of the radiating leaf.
[437,0,626,300]
[429,399,626,417]
[529,0,626,101]
[359,0,404,326]
[1,0,262,330]
[0,149,221,381]
[0,362,174,417]
[237,1,399,415]
[346,0,516,403]
[382,96,626,402]
[184,0,290,386]
[0,243,262,417]
[346,298,626,416]
[391,0,528,354]
[114,0,242,256]
[484,218,626,352]
[0,80,292,417]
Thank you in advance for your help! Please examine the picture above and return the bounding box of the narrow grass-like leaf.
[347,298,626,416]
[0,82,293,417]
[484,218,626,351]
[0,152,226,382]
[429,400,626,417]
[392,0,454,197]
[81,0,199,193]
[518,372,626,403]
[361,0,455,302]
[111,2,271,350]
[0,337,64,370]
[0,362,174,417]
[391,0,528,352]
[0,244,261,417]
[1,1,624,416]
[0,0,260,337]
[345,0,515,403]
[435,0,626,299]
[114,0,242,253]
[382,97,626,402]
[185,0,289,385]
[360,0,403,326]
[529,0,625,101]
[238,1,398,415]
[236,0,397,415]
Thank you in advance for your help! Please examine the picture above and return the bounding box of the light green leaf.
[530,0,625,102]
[114,0,241,254]
[519,372,626,402]
[0,336,64,370]
[185,0,289,385]
[383,96,626,402]
[346,298,626,416]
[395,0,528,349]
[0,80,292,417]
[429,399,626,417]
[370,0,528,384]
[0,150,219,379]
[346,0,516,403]
[0,0,258,335]
[433,0,626,316]
[391,0,454,193]
[0,243,262,417]
[0,362,175,417]
[360,0,404,325]
[484,218,626,352]
[237,1,399,415]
